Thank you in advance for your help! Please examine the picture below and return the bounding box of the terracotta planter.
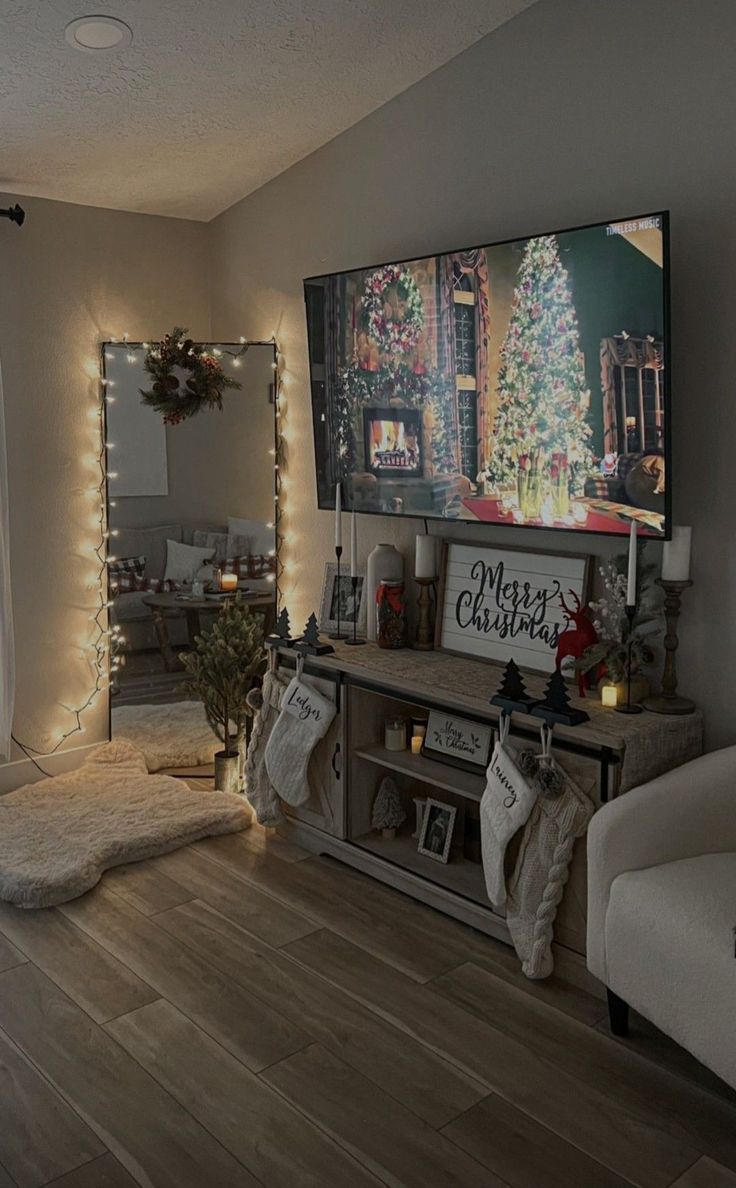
[214,749,240,793]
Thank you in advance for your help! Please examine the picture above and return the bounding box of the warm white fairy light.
[16,332,288,767]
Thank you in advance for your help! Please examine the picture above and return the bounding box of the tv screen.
[305,212,670,538]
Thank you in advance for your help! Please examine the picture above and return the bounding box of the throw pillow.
[163,540,215,584]
[108,555,146,594]
[192,530,229,563]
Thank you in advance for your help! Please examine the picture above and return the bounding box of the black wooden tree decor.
[294,612,334,656]
[532,668,589,726]
[267,607,293,645]
[491,658,540,714]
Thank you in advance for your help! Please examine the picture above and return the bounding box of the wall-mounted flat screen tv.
[305,211,670,538]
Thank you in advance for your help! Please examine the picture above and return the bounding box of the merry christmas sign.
[437,541,590,672]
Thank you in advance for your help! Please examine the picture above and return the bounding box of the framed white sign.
[436,540,591,673]
[422,710,493,773]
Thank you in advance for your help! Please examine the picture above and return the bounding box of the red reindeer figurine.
[555,590,598,696]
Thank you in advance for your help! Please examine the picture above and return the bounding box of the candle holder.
[642,579,695,715]
[615,604,643,715]
[328,545,349,640]
[344,575,366,646]
[413,577,435,651]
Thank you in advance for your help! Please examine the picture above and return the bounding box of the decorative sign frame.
[436,539,591,673]
[417,798,457,865]
[422,709,493,774]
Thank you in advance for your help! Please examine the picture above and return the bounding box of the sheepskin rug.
[0,740,251,909]
[112,700,220,771]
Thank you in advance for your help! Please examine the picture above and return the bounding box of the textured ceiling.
[0,0,536,220]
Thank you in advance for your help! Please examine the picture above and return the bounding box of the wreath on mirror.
[361,264,424,356]
[140,327,242,425]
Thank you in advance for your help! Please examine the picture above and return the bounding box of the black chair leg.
[607,988,630,1037]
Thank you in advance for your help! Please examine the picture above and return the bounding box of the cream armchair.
[587,747,736,1091]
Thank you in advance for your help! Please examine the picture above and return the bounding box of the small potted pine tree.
[180,596,265,792]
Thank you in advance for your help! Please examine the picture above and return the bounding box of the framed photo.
[319,563,367,635]
[436,539,591,673]
[422,710,493,774]
[417,798,457,864]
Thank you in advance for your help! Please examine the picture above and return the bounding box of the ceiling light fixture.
[65,15,132,53]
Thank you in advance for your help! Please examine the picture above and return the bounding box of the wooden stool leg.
[152,608,177,673]
[607,988,630,1037]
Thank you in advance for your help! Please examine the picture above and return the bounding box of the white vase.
[366,543,403,642]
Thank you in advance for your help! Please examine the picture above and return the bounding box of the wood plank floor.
[0,823,735,1187]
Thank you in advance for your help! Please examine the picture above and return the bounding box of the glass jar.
[377,580,407,649]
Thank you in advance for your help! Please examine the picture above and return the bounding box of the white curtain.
[0,359,14,759]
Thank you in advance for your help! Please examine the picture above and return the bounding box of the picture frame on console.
[319,562,367,637]
[417,798,457,864]
[436,538,591,673]
[422,709,493,774]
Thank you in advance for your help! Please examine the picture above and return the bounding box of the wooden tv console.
[271,641,703,964]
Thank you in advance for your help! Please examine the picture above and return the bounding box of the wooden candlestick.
[642,579,695,715]
[414,578,435,651]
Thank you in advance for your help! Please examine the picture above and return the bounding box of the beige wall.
[209,0,736,750]
[0,195,210,780]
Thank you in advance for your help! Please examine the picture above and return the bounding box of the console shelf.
[353,743,485,801]
[353,829,490,906]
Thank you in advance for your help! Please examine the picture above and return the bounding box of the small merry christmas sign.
[437,540,590,672]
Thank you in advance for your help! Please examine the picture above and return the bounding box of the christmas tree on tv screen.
[487,234,594,517]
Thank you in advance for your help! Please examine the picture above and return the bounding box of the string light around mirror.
[12,333,287,771]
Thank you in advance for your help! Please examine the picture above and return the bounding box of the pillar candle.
[334,482,342,551]
[661,526,692,581]
[410,735,423,755]
[350,510,357,578]
[601,685,618,708]
[415,534,436,580]
[626,521,637,606]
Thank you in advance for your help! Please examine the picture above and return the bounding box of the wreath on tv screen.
[362,264,424,356]
[140,327,242,425]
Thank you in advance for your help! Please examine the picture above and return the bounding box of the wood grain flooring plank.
[194,833,483,980]
[60,883,308,1072]
[441,1092,631,1188]
[466,933,608,1027]
[263,1042,498,1188]
[0,929,26,973]
[0,1025,104,1188]
[432,960,736,1172]
[107,999,380,1187]
[284,928,698,1188]
[238,823,311,863]
[43,1153,139,1187]
[0,902,158,1024]
[594,1014,736,1105]
[154,897,488,1128]
[100,861,194,916]
[0,964,257,1188]
[671,1157,736,1186]
[151,844,317,945]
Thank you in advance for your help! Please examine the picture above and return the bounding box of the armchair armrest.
[587,746,736,981]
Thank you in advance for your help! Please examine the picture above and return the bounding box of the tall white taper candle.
[350,510,357,578]
[626,520,637,606]
[334,482,342,550]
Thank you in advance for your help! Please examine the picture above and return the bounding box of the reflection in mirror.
[105,341,276,786]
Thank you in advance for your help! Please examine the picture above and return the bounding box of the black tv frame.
[304,209,671,541]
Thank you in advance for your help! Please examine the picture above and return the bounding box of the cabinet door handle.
[331,742,341,780]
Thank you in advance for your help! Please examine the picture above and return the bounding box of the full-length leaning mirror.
[104,338,277,784]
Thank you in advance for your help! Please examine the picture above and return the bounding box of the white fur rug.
[0,740,251,909]
[112,700,220,771]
